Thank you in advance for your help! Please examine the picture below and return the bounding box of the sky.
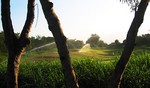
[0,0,150,44]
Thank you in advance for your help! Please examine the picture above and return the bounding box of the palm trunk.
[1,0,35,88]
[111,0,149,88]
[39,0,79,88]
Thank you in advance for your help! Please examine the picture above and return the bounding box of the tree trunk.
[39,0,79,88]
[111,0,149,88]
[1,0,35,88]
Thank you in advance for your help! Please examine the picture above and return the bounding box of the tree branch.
[19,0,35,47]
[40,0,79,87]
[111,0,149,87]
[1,0,16,51]
[1,0,35,87]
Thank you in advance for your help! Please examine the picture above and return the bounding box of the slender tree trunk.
[111,0,149,88]
[39,0,79,88]
[1,0,35,88]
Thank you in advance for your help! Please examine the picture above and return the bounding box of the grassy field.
[22,46,115,62]
[0,47,150,88]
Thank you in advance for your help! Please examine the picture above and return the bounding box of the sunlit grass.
[78,47,115,61]
[22,46,115,62]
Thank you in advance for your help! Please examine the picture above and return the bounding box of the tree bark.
[111,0,149,88]
[1,0,35,88]
[39,0,79,88]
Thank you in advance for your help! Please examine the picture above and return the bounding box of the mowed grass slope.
[23,44,115,62]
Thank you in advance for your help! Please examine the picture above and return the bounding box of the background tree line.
[0,31,84,53]
[86,34,107,47]
[26,35,54,51]
[0,31,54,53]
[1,32,150,55]
[86,33,150,48]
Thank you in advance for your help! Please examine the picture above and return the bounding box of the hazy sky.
[0,0,150,44]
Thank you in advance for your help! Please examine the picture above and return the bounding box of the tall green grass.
[121,51,150,88]
[0,50,150,88]
[0,59,114,88]
[18,61,64,88]
[0,53,7,63]
[74,59,114,88]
